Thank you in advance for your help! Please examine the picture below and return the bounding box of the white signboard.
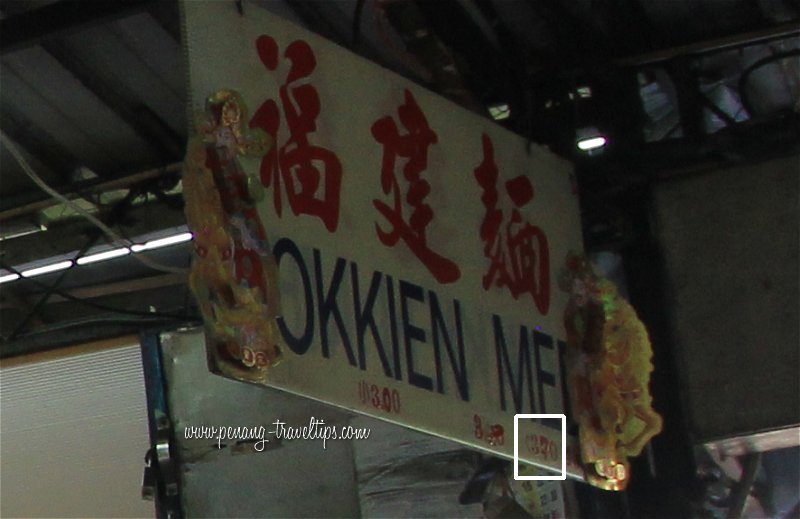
[183,1,584,477]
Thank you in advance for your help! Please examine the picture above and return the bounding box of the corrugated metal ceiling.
[0,0,797,349]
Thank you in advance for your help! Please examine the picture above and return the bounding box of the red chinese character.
[371,89,461,284]
[249,35,342,232]
[474,134,550,315]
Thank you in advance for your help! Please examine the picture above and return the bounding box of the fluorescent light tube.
[76,247,131,265]
[0,273,20,284]
[131,232,193,253]
[20,260,73,278]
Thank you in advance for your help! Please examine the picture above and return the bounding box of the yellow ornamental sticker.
[559,253,662,490]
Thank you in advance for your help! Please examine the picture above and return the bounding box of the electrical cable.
[352,0,365,47]
[373,0,433,83]
[10,315,192,337]
[738,49,800,117]
[7,232,101,341]
[9,188,143,339]
[699,92,739,128]
[1,262,200,322]
[727,453,762,519]
[0,129,189,275]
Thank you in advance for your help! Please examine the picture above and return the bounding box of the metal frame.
[139,332,183,519]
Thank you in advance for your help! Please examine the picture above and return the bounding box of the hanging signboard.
[181,0,584,478]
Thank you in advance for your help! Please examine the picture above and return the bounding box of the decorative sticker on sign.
[559,252,662,490]
[183,89,282,383]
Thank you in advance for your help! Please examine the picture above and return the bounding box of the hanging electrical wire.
[7,233,101,341]
[0,130,189,275]
[738,49,800,116]
[11,315,192,337]
[352,0,366,47]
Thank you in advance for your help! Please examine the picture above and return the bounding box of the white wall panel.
[0,340,153,518]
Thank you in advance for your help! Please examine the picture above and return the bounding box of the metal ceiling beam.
[615,22,800,67]
[0,193,187,270]
[1,323,168,359]
[0,273,187,310]
[0,0,155,55]
[0,162,182,221]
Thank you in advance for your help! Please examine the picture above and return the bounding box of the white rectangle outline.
[514,414,567,480]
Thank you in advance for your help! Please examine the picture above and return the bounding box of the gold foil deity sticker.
[559,253,662,490]
[182,88,282,383]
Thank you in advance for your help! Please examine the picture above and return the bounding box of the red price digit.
[370,384,380,408]
[359,381,402,414]
[381,387,392,412]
